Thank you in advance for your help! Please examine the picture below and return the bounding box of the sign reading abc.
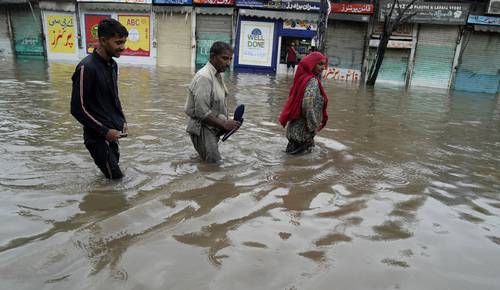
[238,21,274,67]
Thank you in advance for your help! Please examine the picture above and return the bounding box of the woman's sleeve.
[302,78,320,132]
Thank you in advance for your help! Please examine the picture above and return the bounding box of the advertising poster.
[46,14,76,54]
[85,14,110,54]
[118,15,150,57]
[238,21,274,67]
[196,33,231,70]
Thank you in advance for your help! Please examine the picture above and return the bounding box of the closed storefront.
[0,6,12,59]
[370,48,410,85]
[410,25,458,89]
[195,6,234,70]
[453,15,500,94]
[454,31,500,94]
[10,2,45,57]
[154,1,192,68]
[40,0,78,61]
[78,0,156,65]
[324,3,372,81]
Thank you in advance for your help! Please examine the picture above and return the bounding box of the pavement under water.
[0,59,499,290]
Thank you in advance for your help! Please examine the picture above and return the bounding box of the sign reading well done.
[238,21,275,67]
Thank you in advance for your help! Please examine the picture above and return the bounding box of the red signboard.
[193,0,234,4]
[331,3,374,15]
[84,14,111,54]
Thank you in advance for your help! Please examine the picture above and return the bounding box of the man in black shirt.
[71,19,128,179]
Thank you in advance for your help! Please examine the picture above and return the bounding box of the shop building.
[234,0,319,73]
[324,2,373,82]
[77,0,156,65]
[453,12,500,94]
[194,1,235,70]
[7,0,45,58]
[153,0,193,68]
[374,0,470,89]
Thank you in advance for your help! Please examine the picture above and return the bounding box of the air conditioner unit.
[488,0,500,15]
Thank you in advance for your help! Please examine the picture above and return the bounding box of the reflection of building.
[234,0,319,73]
[40,0,79,61]
[77,0,156,65]
[153,1,193,68]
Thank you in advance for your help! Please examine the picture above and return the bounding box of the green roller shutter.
[10,4,44,57]
[411,25,458,89]
[454,31,500,94]
[196,14,232,70]
[370,48,410,86]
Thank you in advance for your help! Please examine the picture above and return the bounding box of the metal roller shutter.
[195,14,232,69]
[157,12,192,68]
[454,32,500,94]
[411,25,458,89]
[370,48,409,85]
[325,20,366,71]
[0,7,12,59]
[10,5,44,56]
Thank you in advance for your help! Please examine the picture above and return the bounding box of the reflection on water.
[0,60,499,290]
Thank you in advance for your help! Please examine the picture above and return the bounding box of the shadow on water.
[0,60,499,290]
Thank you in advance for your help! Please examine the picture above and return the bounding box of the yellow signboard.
[46,15,76,54]
[118,15,150,57]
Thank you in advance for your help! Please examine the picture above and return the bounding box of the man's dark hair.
[98,18,128,39]
[210,41,233,58]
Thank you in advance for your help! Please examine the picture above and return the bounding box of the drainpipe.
[449,26,465,90]
[191,8,196,74]
[405,23,418,89]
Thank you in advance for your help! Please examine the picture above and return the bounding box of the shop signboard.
[153,0,192,3]
[236,0,320,11]
[331,3,373,14]
[283,20,317,31]
[118,15,151,57]
[77,0,152,3]
[379,0,469,25]
[84,14,110,54]
[238,20,275,67]
[468,15,500,26]
[46,14,76,54]
[193,0,234,4]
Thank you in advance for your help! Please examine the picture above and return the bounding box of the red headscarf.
[279,52,329,129]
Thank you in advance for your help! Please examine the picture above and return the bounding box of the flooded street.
[1,60,499,290]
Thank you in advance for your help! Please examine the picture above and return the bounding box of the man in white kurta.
[185,42,240,163]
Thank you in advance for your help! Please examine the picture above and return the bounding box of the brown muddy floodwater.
[0,59,499,290]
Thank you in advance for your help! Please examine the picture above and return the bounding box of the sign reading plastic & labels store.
[236,0,320,11]
[45,14,76,54]
[238,21,275,67]
[379,0,469,25]
[118,15,150,57]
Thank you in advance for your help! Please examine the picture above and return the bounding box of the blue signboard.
[468,15,500,26]
[153,0,192,4]
[236,0,320,11]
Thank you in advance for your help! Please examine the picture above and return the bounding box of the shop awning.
[239,8,318,22]
[194,7,233,16]
[153,5,192,14]
[78,2,151,12]
[39,1,75,12]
